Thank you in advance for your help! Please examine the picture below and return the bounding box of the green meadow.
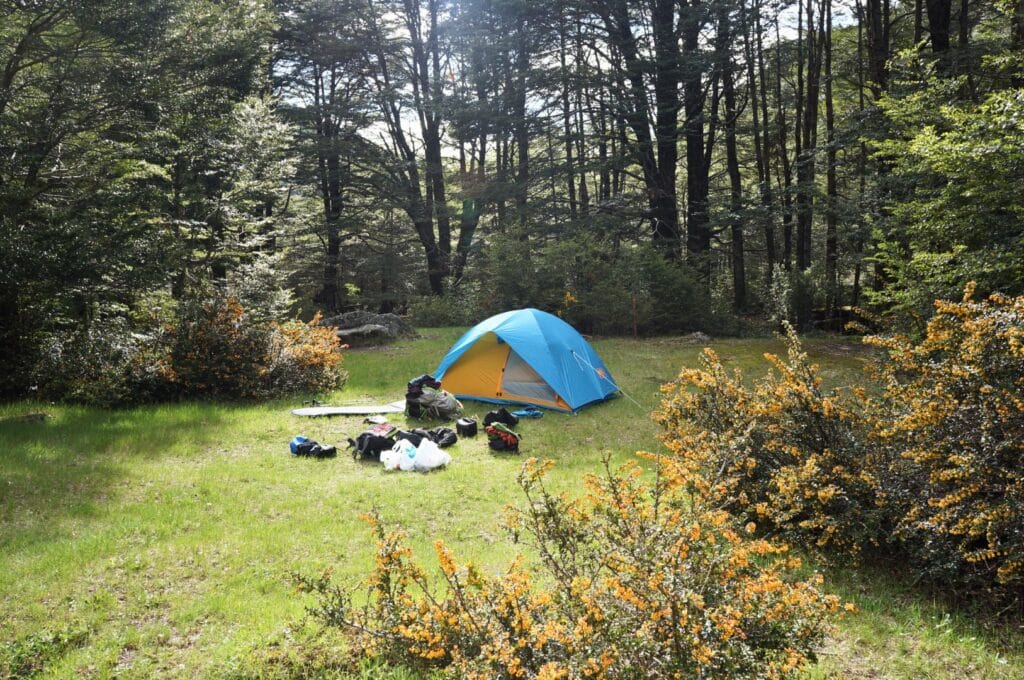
[2,331,1021,678]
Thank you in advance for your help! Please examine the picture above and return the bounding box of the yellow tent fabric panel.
[440,332,508,398]
[441,332,571,411]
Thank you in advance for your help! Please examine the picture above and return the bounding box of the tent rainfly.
[434,308,619,412]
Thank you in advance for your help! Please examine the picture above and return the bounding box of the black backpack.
[348,426,398,460]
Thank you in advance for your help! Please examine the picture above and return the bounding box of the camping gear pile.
[289,309,620,468]
[345,418,461,472]
[405,374,463,420]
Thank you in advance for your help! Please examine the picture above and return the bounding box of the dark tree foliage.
[2,0,1022,399]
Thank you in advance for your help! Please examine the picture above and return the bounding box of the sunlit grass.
[1,330,1020,678]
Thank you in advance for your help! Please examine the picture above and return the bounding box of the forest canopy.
[2,0,1023,399]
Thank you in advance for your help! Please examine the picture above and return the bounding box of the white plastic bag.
[411,439,451,472]
[381,439,417,471]
[379,447,399,470]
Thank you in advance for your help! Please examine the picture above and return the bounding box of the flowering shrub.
[656,325,883,557]
[34,295,345,405]
[32,317,174,407]
[659,287,1024,602]
[298,458,842,679]
[867,285,1024,590]
[169,295,273,399]
[268,312,346,394]
[170,297,346,400]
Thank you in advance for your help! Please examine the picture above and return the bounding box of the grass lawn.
[2,330,1022,678]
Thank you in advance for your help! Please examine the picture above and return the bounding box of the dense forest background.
[2,0,1023,399]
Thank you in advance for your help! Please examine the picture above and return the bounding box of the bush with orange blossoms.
[658,285,1024,602]
[655,323,885,558]
[867,284,1024,593]
[297,457,841,679]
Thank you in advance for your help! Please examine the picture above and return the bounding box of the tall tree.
[682,0,713,273]
[795,0,825,272]
[824,0,839,313]
[276,0,372,311]
[718,1,746,310]
[595,0,686,258]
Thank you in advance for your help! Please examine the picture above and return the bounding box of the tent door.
[500,349,558,403]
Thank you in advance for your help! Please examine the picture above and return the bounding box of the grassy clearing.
[1,330,1021,678]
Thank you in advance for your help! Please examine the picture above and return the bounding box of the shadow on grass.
[0,403,233,554]
[817,553,1024,677]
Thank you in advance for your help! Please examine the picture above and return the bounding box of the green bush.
[32,317,174,407]
[557,242,709,335]
[169,295,273,399]
[268,313,347,394]
[408,285,480,327]
[32,293,345,406]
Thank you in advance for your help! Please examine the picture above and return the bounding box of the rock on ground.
[320,312,418,345]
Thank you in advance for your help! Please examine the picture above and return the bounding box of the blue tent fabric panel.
[435,308,619,411]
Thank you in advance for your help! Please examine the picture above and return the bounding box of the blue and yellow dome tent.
[435,308,619,412]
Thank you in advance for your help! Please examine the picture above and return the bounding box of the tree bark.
[774,16,795,271]
[865,0,890,96]
[744,0,775,288]
[559,18,578,221]
[796,0,825,272]
[682,0,711,272]
[825,0,839,314]
[719,6,746,311]
[925,0,952,55]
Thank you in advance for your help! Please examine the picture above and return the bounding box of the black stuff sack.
[395,429,426,447]
[407,374,442,396]
[395,427,458,449]
[405,374,441,418]
[426,427,458,448]
[483,407,519,428]
[348,423,398,460]
[455,417,477,437]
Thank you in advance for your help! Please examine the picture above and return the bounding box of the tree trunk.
[559,19,577,221]
[825,0,839,314]
[1014,0,1024,48]
[597,0,682,257]
[513,17,530,231]
[796,0,824,272]
[682,0,710,271]
[866,0,890,96]
[926,0,952,55]
[313,67,344,312]
[775,16,795,271]
[719,6,746,311]
[745,0,775,288]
